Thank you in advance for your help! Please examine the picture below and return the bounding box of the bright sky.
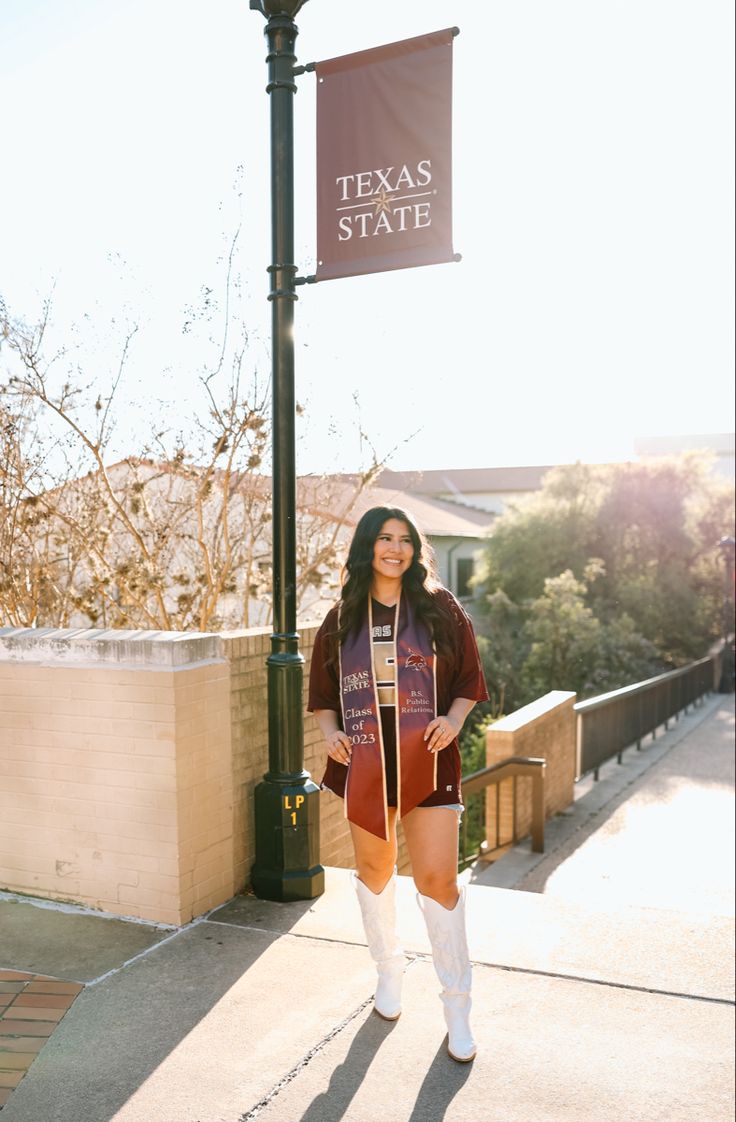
[1,0,734,475]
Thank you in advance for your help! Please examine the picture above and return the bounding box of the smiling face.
[371,518,415,584]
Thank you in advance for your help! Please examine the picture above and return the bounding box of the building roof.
[353,485,496,538]
[296,477,495,539]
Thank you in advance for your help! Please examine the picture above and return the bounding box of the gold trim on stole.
[369,596,391,840]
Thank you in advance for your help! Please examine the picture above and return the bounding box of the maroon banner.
[315,28,457,283]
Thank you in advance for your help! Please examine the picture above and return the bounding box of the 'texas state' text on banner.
[315,29,457,283]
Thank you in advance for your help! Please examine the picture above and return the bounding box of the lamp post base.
[251,865,326,902]
[251,777,325,901]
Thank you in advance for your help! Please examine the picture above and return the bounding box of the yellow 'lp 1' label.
[283,794,305,826]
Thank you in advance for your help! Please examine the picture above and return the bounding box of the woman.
[308,506,488,1062]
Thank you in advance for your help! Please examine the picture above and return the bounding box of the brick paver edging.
[0,970,84,1110]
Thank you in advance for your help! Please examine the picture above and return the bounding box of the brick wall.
[173,662,234,922]
[0,622,437,926]
[221,628,271,897]
[485,691,577,850]
[0,625,364,925]
[220,624,357,890]
[0,632,233,926]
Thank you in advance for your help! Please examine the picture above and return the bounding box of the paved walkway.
[0,695,733,1122]
[0,974,84,1108]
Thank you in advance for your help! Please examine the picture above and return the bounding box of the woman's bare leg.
[349,808,399,892]
[401,806,460,909]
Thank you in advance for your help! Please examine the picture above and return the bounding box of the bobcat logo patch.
[406,648,428,672]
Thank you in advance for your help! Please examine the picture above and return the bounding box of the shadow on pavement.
[294,1014,398,1122]
[0,889,374,1122]
[284,1020,473,1122]
[407,1040,473,1122]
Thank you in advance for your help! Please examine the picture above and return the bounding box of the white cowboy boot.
[352,871,406,1020]
[417,886,477,1062]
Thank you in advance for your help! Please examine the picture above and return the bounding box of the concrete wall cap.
[490,690,577,733]
[219,620,322,641]
[0,626,223,668]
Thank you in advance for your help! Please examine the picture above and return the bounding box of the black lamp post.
[249,0,324,900]
[718,535,735,693]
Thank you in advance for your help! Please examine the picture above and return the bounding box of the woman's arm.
[314,708,353,766]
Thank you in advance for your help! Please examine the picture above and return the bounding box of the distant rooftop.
[297,476,496,539]
[354,484,496,538]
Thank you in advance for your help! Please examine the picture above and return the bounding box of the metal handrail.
[574,651,718,779]
[459,756,546,868]
[458,646,721,869]
[574,656,713,713]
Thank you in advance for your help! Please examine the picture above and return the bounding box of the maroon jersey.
[308,587,488,809]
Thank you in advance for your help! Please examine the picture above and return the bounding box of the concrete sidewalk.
[0,697,733,1122]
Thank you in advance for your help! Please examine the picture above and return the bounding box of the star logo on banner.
[372,187,396,214]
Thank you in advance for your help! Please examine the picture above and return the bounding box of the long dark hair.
[327,506,457,663]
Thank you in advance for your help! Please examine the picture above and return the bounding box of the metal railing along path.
[458,756,546,869]
[574,654,717,780]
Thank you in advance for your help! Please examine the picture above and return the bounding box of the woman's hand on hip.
[424,714,459,754]
[326,730,352,766]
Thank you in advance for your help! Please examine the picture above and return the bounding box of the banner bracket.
[266,78,298,94]
[294,274,317,286]
[267,262,299,302]
[292,61,316,76]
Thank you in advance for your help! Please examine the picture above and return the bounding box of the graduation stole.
[339,591,438,840]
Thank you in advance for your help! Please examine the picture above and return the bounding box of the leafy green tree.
[589,456,728,661]
[478,462,604,605]
[474,455,733,710]
[458,710,499,863]
[475,590,528,717]
[584,612,660,694]
[521,570,602,698]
